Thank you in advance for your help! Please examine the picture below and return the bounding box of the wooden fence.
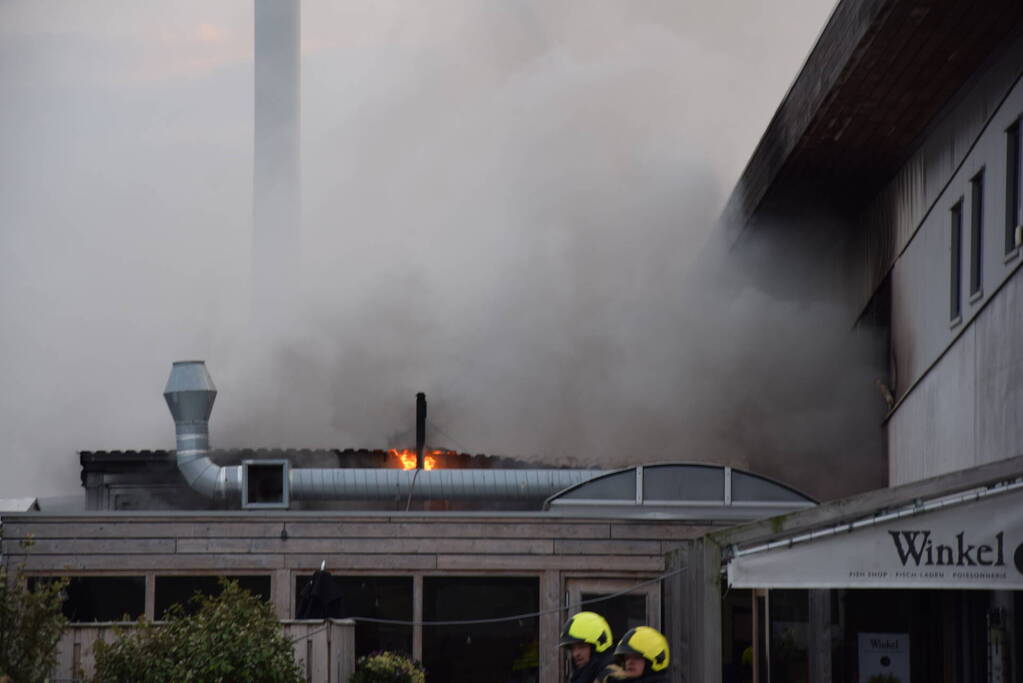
[50,619,356,683]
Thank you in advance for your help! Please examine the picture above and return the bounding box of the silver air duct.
[289,468,599,502]
[163,360,242,502]
[164,361,600,508]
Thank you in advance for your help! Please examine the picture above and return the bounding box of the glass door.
[564,578,661,647]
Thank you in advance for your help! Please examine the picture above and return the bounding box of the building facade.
[8,4,1023,683]
[1,361,814,683]
[691,1,1023,681]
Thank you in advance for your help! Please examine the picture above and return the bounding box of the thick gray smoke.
[0,0,876,504]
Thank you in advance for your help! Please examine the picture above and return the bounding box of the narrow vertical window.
[970,170,984,297]
[1007,120,1021,253]
[951,200,963,322]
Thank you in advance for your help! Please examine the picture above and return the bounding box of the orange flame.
[390,449,438,470]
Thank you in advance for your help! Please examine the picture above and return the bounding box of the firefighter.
[559,611,615,683]
[598,626,670,682]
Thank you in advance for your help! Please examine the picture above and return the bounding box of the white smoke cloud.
[1,0,873,503]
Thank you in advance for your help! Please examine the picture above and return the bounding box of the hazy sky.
[0,0,877,502]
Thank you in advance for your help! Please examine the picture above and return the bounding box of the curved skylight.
[544,463,815,520]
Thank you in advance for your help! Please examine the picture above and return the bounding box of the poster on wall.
[728,485,1023,590]
[857,633,909,683]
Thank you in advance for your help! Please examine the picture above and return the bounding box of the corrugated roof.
[79,448,549,469]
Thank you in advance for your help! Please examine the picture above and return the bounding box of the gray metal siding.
[889,269,1023,484]
[888,326,976,484]
[974,270,1023,468]
[872,28,1023,483]
[859,30,1023,308]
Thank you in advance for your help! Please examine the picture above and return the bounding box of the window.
[731,471,809,503]
[30,576,145,622]
[721,589,755,683]
[970,169,984,297]
[423,577,538,683]
[295,575,412,658]
[1007,120,1021,253]
[154,575,270,617]
[768,590,809,683]
[950,200,963,322]
[565,578,660,639]
[558,470,635,501]
[643,464,724,501]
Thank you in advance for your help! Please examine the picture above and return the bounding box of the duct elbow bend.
[173,421,241,501]
[176,447,240,502]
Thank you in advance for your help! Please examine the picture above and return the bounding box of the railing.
[51,619,356,683]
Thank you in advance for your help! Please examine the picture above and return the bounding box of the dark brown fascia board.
[710,454,1023,550]
[721,0,893,243]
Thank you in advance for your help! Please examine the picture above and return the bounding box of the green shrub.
[0,549,68,683]
[349,651,425,683]
[90,579,302,683]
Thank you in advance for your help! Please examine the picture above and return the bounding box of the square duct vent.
[242,460,289,509]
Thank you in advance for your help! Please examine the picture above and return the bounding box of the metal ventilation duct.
[163,361,601,507]
[289,467,599,501]
[163,360,241,501]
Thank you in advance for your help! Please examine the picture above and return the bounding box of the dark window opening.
[721,588,753,683]
[1007,120,1021,253]
[295,575,412,658]
[1015,592,1023,683]
[423,577,538,683]
[30,576,145,622]
[951,200,963,321]
[246,463,285,505]
[970,170,984,296]
[755,593,768,683]
[580,591,646,649]
[828,589,989,682]
[154,575,270,618]
[769,589,809,683]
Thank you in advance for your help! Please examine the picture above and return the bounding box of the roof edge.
[709,454,1023,549]
[720,0,892,242]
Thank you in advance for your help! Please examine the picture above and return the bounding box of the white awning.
[726,481,1023,590]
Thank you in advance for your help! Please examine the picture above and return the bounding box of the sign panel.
[857,633,909,683]
[728,486,1023,589]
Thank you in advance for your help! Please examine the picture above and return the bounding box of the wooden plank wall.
[2,516,706,574]
[285,619,356,683]
[4,513,709,683]
[51,623,116,682]
[332,619,356,683]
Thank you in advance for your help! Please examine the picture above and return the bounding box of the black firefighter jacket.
[568,650,615,683]
[596,662,670,683]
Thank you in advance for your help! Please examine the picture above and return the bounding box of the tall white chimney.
[253,0,300,322]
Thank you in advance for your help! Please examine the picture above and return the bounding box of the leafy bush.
[349,651,425,683]
[0,547,68,683]
[90,579,302,683]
